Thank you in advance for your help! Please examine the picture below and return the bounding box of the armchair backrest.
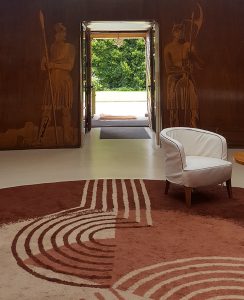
[163,127,227,159]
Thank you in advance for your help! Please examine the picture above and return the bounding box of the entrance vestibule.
[80,21,161,144]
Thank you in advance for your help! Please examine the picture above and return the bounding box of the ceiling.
[86,21,152,32]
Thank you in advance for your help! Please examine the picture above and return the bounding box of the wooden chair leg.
[165,180,170,194]
[226,179,232,198]
[184,186,192,207]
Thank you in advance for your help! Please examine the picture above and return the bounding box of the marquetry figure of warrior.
[38,22,75,144]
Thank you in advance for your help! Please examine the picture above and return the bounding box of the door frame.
[79,20,161,146]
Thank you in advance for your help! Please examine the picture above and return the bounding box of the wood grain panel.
[1,0,244,148]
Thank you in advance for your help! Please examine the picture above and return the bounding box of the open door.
[80,23,84,145]
[154,22,161,145]
[146,23,161,144]
[81,22,92,137]
[146,27,156,132]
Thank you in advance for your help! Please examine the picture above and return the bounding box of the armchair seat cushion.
[184,156,232,187]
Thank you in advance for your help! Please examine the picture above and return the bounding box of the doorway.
[91,34,148,129]
[80,21,161,144]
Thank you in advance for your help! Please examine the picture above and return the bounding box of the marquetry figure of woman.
[164,23,200,127]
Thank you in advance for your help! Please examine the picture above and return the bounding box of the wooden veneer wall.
[0,0,243,149]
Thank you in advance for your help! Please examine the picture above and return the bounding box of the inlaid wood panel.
[0,0,244,149]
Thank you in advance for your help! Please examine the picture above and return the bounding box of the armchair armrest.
[160,130,186,184]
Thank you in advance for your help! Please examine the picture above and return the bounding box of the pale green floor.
[0,128,243,189]
[0,125,243,300]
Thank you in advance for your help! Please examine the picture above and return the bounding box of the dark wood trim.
[91,32,147,39]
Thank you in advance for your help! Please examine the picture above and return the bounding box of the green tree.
[91,39,146,91]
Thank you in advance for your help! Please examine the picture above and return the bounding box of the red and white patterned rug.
[0,179,244,299]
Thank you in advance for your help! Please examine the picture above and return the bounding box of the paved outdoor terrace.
[94,91,147,117]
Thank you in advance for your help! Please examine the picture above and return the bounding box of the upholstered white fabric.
[160,127,232,188]
[184,156,232,187]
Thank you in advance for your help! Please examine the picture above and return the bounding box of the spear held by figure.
[184,10,195,125]
[39,10,58,145]
[183,3,203,126]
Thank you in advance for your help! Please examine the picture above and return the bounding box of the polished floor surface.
[0,128,243,189]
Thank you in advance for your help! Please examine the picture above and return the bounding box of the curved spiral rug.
[0,179,244,299]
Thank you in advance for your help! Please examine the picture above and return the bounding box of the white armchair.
[160,127,232,206]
